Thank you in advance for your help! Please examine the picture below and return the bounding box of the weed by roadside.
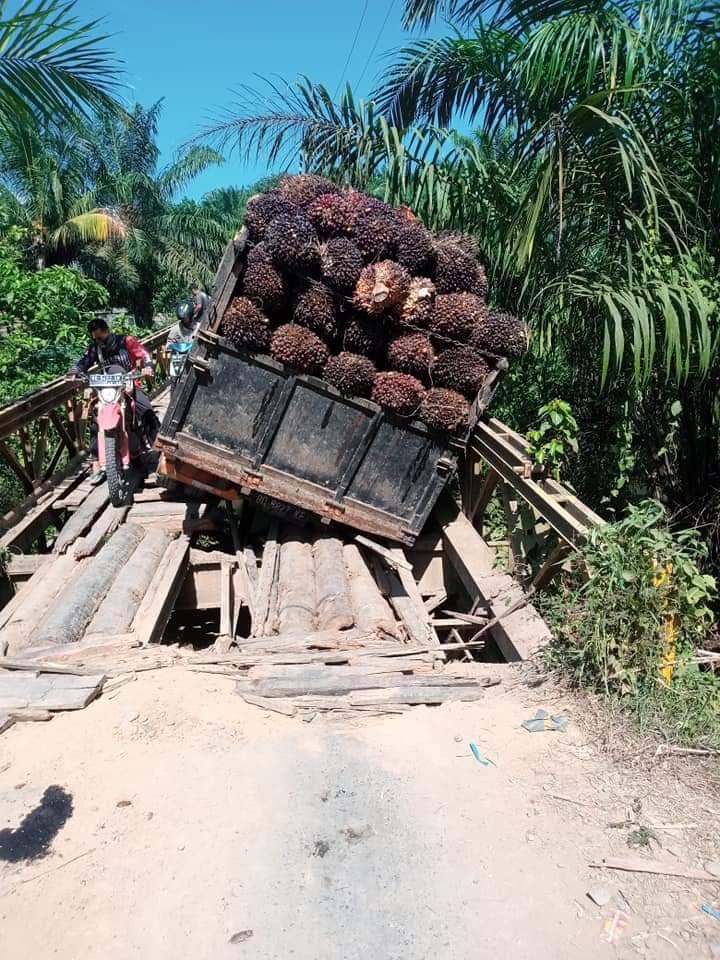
[541,500,720,749]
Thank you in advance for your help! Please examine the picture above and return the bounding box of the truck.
[156,230,507,545]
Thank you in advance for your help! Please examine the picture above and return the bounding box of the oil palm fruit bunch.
[371,372,425,417]
[430,293,488,341]
[432,347,490,400]
[293,281,338,342]
[235,182,506,418]
[419,388,470,435]
[350,196,401,260]
[469,309,530,358]
[342,312,387,360]
[353,261,410,317]
[242,244,287,318]
[278,174,339,209]
[244,192,294,241]
[221,297,272,352]
[308,192,355,237]
[265,213,319,273]
[324,352,376,398]
[387,333,435,382]
[397,277,436,328]
[319,238,363,294]
[395,225,435,275]
[270,324,329,375]
[432,238,487,297]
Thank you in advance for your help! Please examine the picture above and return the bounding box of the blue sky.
[72,1,439,199]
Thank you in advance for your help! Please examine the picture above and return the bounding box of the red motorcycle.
[82,369,157,507]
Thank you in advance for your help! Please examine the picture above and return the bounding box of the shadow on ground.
[0,786,73,862]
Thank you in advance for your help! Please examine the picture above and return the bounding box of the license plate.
[89,373,124,387]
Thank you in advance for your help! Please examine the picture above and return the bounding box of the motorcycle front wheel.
[104,430,130,507]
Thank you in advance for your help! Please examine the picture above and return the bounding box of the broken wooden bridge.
[0,361,603,727]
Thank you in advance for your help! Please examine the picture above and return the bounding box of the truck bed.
[156,233,506,544]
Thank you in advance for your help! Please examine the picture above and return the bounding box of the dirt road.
[1,666,719,958]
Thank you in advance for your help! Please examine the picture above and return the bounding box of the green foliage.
[0,255,110,401]
[544,500,720,746]
[0,0,123,131]
[526,399,578,479]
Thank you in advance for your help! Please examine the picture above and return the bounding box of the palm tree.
[0,0,122,131]
[0,120,127,268]
[77,102,228,320]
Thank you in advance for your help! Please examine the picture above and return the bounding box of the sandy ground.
[1,665,720,959]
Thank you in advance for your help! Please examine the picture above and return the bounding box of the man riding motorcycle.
[69,317,158,485]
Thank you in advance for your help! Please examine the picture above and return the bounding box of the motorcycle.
[168,339,193,387]
[82,369,156,507]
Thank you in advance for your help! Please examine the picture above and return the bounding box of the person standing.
[190,282,211,328]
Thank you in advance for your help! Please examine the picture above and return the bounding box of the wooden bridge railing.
[0,327,171,540]
[462,417,604,590]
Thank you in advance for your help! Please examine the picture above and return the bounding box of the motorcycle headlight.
[100,387,119,403]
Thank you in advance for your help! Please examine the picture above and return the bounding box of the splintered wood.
[200,529,496,717]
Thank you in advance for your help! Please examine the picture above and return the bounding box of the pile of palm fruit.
[220,175,528,435]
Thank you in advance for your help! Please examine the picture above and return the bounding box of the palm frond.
[157,145,224,202]
[49,206,126,246]
[0,0,124,127]
[373,29,519,127]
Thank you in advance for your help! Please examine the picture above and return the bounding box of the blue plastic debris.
[702,904,720,922]
[521,708,569,733]
[469,742,494,766]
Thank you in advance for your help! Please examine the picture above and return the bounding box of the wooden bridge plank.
[32,525,145,649]
[435,492,551,662]
[129,536,190,645]
[53,484,109,554]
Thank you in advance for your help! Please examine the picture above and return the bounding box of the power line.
[334,0,371,99]
[356,0,396,90]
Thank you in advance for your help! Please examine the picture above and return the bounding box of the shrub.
[544,500,720,745]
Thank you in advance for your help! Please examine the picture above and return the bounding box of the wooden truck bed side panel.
[157,236,505,543]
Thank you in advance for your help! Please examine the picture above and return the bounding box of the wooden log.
[72,503,130,559]
[239,693,297,717]
[129,536,189,645]
[2,555,79,656]
[224,502,255,627]
[32,525,145,648]
[86,529,175,636]
[343,543,399,638]
[436,491,551,661]
[252,521,278,636]
[313,537,354,631]
[277,535,316,635]
[354,535,413,571]
[244,545,259,592]
[247,662,415,681]
[368,555,434,648]
[4,554,49,580]
[217,559,234,644]
[389,547,442,649]
[53,484,109,554]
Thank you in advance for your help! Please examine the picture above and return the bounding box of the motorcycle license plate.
[89,373,124,387]
[170,356,186,376]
